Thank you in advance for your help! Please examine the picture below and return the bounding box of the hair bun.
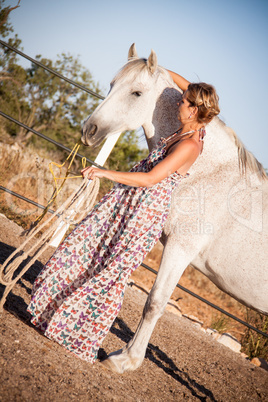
[187,83,220,124]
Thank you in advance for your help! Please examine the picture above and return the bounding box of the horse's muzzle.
[81,123,98,146]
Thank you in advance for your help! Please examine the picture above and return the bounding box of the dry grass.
[0,140,106,229]
[241,310,268,359]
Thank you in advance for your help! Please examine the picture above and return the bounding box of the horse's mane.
[111,58,149,86]
[216,118,267,180]
[113,59,267,181]
[112,58,174,87]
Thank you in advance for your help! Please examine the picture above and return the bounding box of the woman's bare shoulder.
[173,137,201,155]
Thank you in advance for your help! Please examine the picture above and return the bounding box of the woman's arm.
[81,139,200,187]
[166,69,190,92]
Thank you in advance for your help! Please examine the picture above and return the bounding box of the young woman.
[28,71,220,364]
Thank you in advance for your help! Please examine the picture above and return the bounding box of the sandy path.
[0,214,267,401]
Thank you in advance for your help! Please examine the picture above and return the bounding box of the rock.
[251,357,268,371]
[217,333,241,353]
[192,322,202,329]
[206,328,217,335]
[165,302,182,317]
[183,314,203,326]
[206,328,220,340]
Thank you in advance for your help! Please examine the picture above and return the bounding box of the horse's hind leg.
[101,240,190,373]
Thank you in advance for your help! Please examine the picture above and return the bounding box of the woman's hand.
[81,166,105,180]
[81,165,151,187]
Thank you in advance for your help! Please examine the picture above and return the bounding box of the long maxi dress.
[27,133,188,363]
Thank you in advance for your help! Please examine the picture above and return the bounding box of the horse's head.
[81,44,181,149]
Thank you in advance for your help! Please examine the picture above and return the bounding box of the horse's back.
[167,153,268,314]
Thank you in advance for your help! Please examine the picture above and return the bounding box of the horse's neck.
[189,118,240,177]
[143,70,182,151]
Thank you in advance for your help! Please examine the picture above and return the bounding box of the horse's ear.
[147,49,157,74]
[128,43,138,60]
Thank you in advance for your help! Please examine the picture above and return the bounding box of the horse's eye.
[132,91,142,97]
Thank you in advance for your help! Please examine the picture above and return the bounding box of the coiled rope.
[27,141,85,233]
[0,144,100,310]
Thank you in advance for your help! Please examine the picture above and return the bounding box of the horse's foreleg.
[101,241,190,373]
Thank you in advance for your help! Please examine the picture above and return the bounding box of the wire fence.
[0,39,105,100]
[0,110,104,169]
[0,185,56,215]
[1,39,267,339]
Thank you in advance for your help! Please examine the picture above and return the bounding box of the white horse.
[81,44,268,373]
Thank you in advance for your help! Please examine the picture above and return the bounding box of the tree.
[0,1,25,139]
[0,1,147,172]
[19,54,101,145]
[0,51,102,142]
[0,2,101,155]
[0,0,20,38]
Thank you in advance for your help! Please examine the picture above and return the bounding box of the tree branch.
[0,74,21,85]
[0,0,21,29]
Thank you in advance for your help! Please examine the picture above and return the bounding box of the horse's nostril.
[81,123,98,146]
[83,123,97,138]
[88,124,97,138]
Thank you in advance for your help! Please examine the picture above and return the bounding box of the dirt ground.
[0,214,268,401]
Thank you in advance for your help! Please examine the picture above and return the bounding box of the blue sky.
[5,0,268,168]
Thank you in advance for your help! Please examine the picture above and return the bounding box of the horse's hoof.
[100,357,124,373]
[99,351,142,374]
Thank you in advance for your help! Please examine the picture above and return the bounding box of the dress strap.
[165,128,195,143]
[199,127,206,141]
[165,127,206,154]
[198,127,206,154]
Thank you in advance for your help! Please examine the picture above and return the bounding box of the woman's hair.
[187,82,220,124]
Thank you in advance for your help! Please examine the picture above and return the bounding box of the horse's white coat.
[82,45,268,373]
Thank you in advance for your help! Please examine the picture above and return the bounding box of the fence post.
[49,133,121,247]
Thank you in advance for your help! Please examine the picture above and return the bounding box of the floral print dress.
[28,133,187,363]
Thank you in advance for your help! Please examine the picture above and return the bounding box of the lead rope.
[0,143,100,311]
[26,141,86,233]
